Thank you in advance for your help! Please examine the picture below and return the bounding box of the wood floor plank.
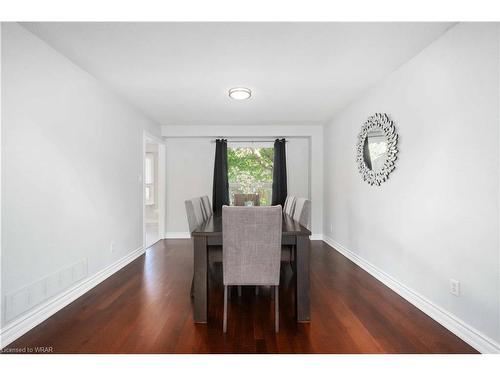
[5,239,478,354]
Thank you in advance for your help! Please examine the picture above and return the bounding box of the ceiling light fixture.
[229,87,251,100]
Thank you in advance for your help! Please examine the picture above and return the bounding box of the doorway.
[143,132,166,248]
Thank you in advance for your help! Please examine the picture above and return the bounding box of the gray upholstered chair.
[282,198,311,264]
[222,206,282,333]
[185,198,202,297]
[199,195,222,263]
[293,198,311,230]
[186,197,222,299]
[185,199,200,233]
[190,197,205,226]
[283,196,290,212]
[281,196,296,262]
[283,196,291,212]
[283,196,296,217]
[201,195,212,221]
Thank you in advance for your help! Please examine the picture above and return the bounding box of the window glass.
[227,146,274,206]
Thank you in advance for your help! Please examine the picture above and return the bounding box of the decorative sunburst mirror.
[356,113,399,186]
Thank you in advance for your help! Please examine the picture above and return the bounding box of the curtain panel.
[271,138,287,206]
[212,139,230,213]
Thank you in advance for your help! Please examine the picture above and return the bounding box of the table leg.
[193,235,208,323]
[295,235,310,322]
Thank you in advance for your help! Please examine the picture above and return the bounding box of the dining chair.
[201,195,212,221]
[282,198,310,266]
[185,199,201,233]
[197,195,222,263]
[222,205,282,333]
[292,197,311,230]
[185,197,222,298]
[281,196,296,262]
[190,197,205,225]
[185,199,201,298]
[283,196,296,217]
[283,196,290,212]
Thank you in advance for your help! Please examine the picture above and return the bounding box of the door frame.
[143,130,166,248]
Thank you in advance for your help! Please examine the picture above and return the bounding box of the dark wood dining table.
[191,212,312,323]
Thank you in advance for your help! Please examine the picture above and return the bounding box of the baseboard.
[0,246,145,349]
[164,232,191,239]
[310,234,323,241]
[322,235,500,354]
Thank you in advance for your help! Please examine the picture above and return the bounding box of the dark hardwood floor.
[6,239,477,353]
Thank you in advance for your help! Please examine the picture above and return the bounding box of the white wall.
[1,23,161,328]
[165,138,215,236]
[163,125,323,236]
[323,23,500,350]
[286,138,310,200]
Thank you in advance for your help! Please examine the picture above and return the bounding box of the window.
[227,145,274,206]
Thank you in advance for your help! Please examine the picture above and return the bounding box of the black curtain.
[271,138,287,206]
[212,139,229,213]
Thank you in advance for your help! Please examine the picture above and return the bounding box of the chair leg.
[190,275,194,298]
[275,285,279,333]
[223,285,228,333]
[238,285,242,297]
[255,286,259,296]
[289,253,295,274]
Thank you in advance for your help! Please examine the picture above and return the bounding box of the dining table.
[191,211,312,323]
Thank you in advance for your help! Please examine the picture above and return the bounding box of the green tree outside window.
[227,147,274,205]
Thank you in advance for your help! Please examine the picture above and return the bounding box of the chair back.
[201,195,212,220]
[283,196,296,217]
[185,200,198,233]
[234,193,260,206]
[222,206,282,286]
[191,197,205,225]
[185,197,205,233]
[292,198,311,230]
[283,196,289,212]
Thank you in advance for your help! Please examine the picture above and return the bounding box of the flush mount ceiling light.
[229,87,251,100]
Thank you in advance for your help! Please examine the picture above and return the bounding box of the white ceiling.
[22,22,453,126]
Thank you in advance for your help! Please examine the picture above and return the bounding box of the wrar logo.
[34,347,54,353]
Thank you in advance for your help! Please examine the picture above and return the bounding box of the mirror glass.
[363,129,388,172]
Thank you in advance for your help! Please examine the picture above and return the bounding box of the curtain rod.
[210,139,287,143]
